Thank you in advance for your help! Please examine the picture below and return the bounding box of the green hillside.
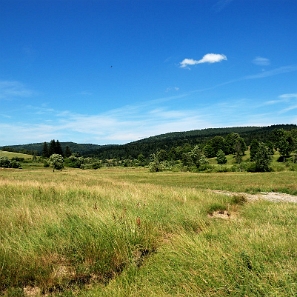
[0,150,32,160]
[1,124,296,160]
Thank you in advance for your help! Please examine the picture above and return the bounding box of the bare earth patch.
[23,286,41,296]
[211,190,297,203]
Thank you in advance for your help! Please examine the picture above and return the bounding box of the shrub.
[0,156,11,168]
[92,162,101,169]
[49,154,64,171]
[10,160,21,168]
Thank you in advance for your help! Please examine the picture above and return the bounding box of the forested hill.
[0,142,103,156]
[1,124,296,159]
[88,124,297,159]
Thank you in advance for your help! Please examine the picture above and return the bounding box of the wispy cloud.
[277,93,297,114]
[213,0,234,13]
[261,94,294,106]
[259,93,297,114]
[279,93,297,100]
[165,87,179,92]
[245,65,297,79]
[1,92,296,146]
[0,100,211,145]
[79,91,93,96]
[180,53,227,68]
[0,80,34,100]
[252,56,270,66]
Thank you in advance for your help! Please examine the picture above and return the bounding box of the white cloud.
[180,53,227,68]
[0,80,34,100]
[252,56,270,66]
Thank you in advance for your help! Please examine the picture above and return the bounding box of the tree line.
[41,140,72,158]
[148,128,297,172]
[1,125,297,173]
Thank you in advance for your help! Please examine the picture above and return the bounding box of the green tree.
[55,140,64,156]
[224,133,247,159]
[190,145,204,167]
[203,144,215,158]
[65,146,72,158]
[49,140,56,156]
[42,142,49,158]
[181,145,209,170]
[216,149,227,164]
[254,142,272,172]
[149,152,162,172]
[273,129,295,161]
[234,137,247,164]
[49,154,64,171]
[207,136,226,157]
[137,153,146,166]
[157,149,167,162]
[249,139,260,162]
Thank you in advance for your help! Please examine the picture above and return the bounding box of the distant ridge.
[0,142,103,156]
[1,124,296,158]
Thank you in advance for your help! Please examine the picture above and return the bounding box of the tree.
[190,145,204,168]
[137,153,146,166]
[273,129,295,161]
[203,144,215,158]
[49,154,64,171]
[49,140,56,156]
[55,140,64,156]
[65,146,72,158]
[225,133,240,155]
[216,149,227,165]
[249,139,260,162]
[254,142,272,172]
[42,142,49,158]
[149,152,162,172]
[183,145,209,170]
[157,149,167,162]
[233,137,247,164]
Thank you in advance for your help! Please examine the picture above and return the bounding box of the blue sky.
[1,0,297,145]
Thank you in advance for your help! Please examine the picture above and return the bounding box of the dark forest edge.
[1,124,297,173]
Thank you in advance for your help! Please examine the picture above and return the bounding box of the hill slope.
[1,124,296,158]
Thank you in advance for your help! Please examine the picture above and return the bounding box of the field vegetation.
[1,163,297,296]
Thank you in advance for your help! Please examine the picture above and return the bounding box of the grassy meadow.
[1,165,297,296]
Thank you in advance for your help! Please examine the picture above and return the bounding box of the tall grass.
[1,168,297,296]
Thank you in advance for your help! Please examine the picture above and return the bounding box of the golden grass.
[0,150,32,160]
[1,167,297,296]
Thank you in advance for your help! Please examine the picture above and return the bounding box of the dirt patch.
[24,286,41,296]
[211,190,297,203]
[208,210,231,219]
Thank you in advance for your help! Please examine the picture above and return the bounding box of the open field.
[1,167,297,296]
[0,151,32,161]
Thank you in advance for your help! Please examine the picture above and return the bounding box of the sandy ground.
[212,190,297,203]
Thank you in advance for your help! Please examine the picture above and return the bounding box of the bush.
[49,154,64,171]
[246,162,257,172]
[0,156,11,168]
[213,166,231,173]
[10,160,21,168]
[92,162,101,169]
